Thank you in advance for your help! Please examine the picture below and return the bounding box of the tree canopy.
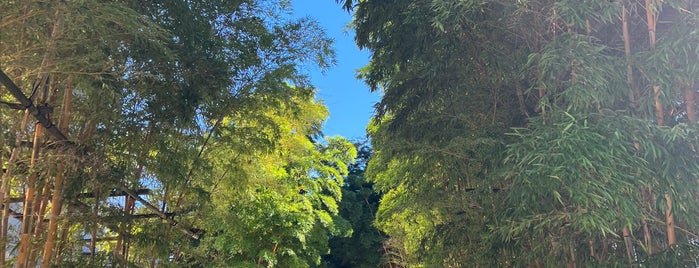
[5,0,699,267]
[0,0,357,267]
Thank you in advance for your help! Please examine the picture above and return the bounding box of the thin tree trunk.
[626,7,653,253]
[644,0,661,120]
[90,195,99,257]
[33,180,51,236]
[622,226,634,264]
[645,0,657,47]
[601,237,608,264]
[150,248,157,268]
[645,0,663,125]
[0,111,30,265]
[642,218,652,253]
[54,206,71,264]
[665,193,676,246]
[645,0,675,248]
[502,248,510,266]
[567,244,576,268]
[622,4,635,106]
[123,196,135,263]
[16,123,43,268]
[27,177,52,264]
[15,4,62,266]
[41,83,72,268]
[685,82,696,122]
[0,114,25,264]
[654,86,664,125]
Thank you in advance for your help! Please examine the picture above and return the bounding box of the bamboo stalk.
[568,244,576,268]
[644,0,676,248]
[601,237,608,263]
[33,180,51,237]
[0,110,30,265]
[654,86,664,125]
[90,189,99,258]
[54,211,71,263]
[645,0,657,47]
[16,123,43,268]
[665,193,676,246]
[7,4,63,262]
[622,4,635,105]
[27,176,52,263]
[41,82,72,268]
[622,226,634,264]
[685,82,696,122]
[642,218,652,253]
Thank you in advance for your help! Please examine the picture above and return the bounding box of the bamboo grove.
[0,1,360,267]
[344,0,699,266]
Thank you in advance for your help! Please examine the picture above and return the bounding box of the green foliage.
[183,134,357,267]
[0,0,357,266]
[323,144,385,268]
[351,0,699,266]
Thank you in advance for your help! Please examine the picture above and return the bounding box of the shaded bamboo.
[622,4,634,106]
[644,0,675,248]
[685,82,696,122]
[621,3,640,261]
[622,226,634,263]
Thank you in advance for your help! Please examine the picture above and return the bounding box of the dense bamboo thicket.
[343,0,699,266]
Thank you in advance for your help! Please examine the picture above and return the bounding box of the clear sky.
[291,0,379,141]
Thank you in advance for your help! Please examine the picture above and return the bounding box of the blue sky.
[291,0,380,141]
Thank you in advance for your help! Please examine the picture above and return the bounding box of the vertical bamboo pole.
[601,237,608,263]
[33,181,51,237]
[621,4,640,261]
[685,82,696,122]
[645,0,664,125]
[55,213,71,263]
[41,83,72,268]
[622,4,634,106]
[16,124,43,268]
[27,177,51,263]
[90,193,99,257]
[0,111,30,265]
[622,226,634,263]
[683,0,696,124]
[567,243,576,268]
[665,193,676,246]
[645,0,676,247]
[642,218,651,252]
[654,86,664,125]
[1,11,35,263]
[16,4,63,266]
